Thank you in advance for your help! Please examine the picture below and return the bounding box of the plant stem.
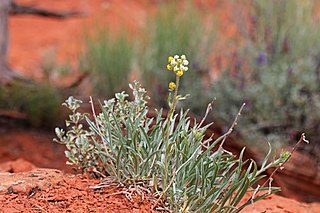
[163,75,180,197]
[170,75,180,119]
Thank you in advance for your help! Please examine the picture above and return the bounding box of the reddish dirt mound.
[1,160,320,212]
[0,165,158,212]
[241,194,320,213]
[0,126,73,173]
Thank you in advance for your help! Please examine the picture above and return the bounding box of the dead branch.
[10,2,85,18]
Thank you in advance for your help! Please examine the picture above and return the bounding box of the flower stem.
[163,75,180,195]
[169,75,180,118]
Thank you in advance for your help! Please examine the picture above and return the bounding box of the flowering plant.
[55,55,304,212]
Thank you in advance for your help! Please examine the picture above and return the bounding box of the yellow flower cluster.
[166,55,189,77]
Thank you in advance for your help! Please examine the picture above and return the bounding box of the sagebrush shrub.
[210,0,320,154]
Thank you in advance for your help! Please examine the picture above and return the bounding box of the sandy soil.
[1,160,320,212]
[0,166,158,212]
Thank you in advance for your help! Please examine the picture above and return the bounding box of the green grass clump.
[55,55,298,212]
[0,83,63,128]
[80,26,135,97]
[139,1,215,107]
[77,1,214,110]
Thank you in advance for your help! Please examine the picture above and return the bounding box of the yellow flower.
[167,64,172,70]
[169,82,176,90]
[168,56,174,62]
[176,70,184,76]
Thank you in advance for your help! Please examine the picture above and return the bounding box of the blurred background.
[0,0,319,203]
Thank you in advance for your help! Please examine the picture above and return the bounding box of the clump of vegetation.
[80,26,135,97]
[210,0,320,154]
[55,55,304,212]
[0,82,63,128]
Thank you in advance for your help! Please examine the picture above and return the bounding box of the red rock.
[0,158,36,173]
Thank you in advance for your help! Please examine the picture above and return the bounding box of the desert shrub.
[139,1,215,107]
[202,0,320,154]
[0,82,63,128]
[80,26,134,97]
[55,55,298,212]
[0,50,71,128]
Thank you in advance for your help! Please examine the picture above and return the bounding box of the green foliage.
[0,83,63,128]
[187,0,320,153]
[55,79,287,212]
[248,0,320,59]
[139,1,215,106]
[54,96,97,171]
[80,26,135,97]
